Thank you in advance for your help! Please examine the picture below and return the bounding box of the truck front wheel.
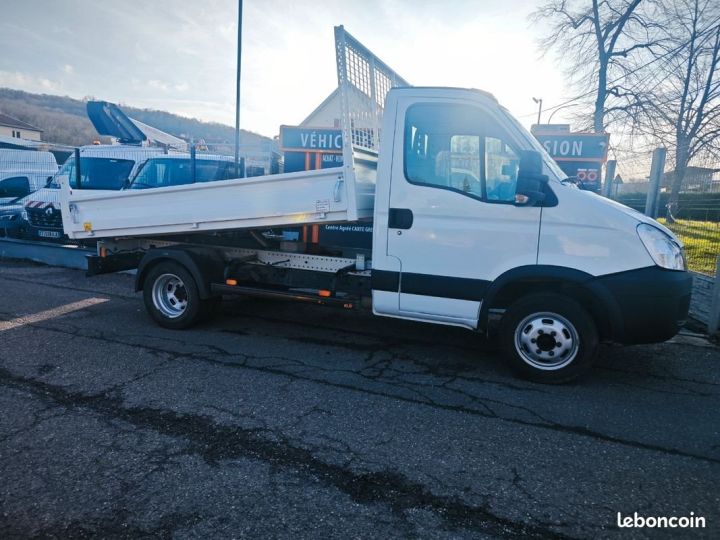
[143,262,203,329]
[499,293,598,383]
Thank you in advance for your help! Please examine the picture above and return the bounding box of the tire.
[143,261,203,329]
[499,293,598,383]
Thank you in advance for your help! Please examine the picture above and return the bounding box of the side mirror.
[518,150,545,177]
[516,150,548,205]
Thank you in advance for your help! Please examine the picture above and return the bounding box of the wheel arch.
[135,246,225,299]
[480,265,622,340]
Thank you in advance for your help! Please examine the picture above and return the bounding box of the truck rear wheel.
[499,293,598,383]
[143,262,203,329]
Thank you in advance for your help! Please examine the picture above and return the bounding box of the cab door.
[384,99,541,328]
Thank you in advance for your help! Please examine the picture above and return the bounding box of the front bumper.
[24,205,65,241]
[591,266,692,344]
[0,210,26,237]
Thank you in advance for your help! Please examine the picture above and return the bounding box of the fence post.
[190,143,196,183]
[74,147,81,189]
[644,147,666,218]
[708,256,720,335]
[603,160,616,198]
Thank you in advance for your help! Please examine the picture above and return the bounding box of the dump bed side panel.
[60,166,373,240]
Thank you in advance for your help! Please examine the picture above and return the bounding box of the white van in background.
[0,149,58,204]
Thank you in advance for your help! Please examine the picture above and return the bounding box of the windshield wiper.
[561,176,580,186]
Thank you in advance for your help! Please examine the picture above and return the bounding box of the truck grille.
[27,207,63,229]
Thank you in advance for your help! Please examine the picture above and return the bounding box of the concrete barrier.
[690,271,713,325]
[0,238,92,271]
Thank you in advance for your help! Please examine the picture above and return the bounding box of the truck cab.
[370,88,689,380]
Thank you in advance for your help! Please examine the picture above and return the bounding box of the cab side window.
[404,104,519,203]
[485,137,518,201]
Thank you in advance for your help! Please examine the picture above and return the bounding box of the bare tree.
[532,0,663,132]
[644,0,720,221]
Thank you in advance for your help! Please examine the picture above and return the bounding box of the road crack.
[0,367,574,539]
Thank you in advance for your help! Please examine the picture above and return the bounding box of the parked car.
[0,195,30,238]
[0,149,58,205]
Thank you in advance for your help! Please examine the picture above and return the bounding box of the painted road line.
[0,297,109,332]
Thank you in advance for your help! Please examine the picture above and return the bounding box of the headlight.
[637,223,685,270]
[21,210,28,221]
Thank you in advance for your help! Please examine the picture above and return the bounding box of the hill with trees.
[0,88,270,148]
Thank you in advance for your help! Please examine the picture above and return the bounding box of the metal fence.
[610,205,720,276]
[1,146,60,238]
[662,219,720,275]
[610,157,720,275]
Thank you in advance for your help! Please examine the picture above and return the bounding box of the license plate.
[38,230,61,238]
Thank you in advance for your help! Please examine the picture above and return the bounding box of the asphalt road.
[0,260,718,539]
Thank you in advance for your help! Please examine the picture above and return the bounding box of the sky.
[0,0,569,139]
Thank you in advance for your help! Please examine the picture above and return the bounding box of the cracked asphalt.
[0,260,718,539]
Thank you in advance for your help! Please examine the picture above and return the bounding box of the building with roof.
[663,166,720,192]
[0,112,43,141]
[300,87,385,131]
[301,88,342,128]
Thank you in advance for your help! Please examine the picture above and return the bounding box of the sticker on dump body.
[315,199,330,213]
[83,222,92,232]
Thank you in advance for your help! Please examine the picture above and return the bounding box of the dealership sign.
[533,132,610,162]
[280,126,343,153]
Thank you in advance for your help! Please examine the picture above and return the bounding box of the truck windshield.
[49,157,135,190]
[501,110,567,182]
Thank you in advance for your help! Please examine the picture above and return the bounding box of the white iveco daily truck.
[59,28,691,383]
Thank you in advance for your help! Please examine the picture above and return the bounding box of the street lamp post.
[234,0,243,177]
[547,102,581,124]
[532,97,543,125]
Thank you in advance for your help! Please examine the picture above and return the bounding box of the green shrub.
[658,218,720,275]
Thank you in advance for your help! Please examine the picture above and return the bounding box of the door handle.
[69,203,79,224]
[389,208,413,229]
[333,178,344,202]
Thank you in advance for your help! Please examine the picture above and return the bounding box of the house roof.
[0,112,42,132]
[0,134,71,151]
[666,166,720,175]
[301,88,340,126]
